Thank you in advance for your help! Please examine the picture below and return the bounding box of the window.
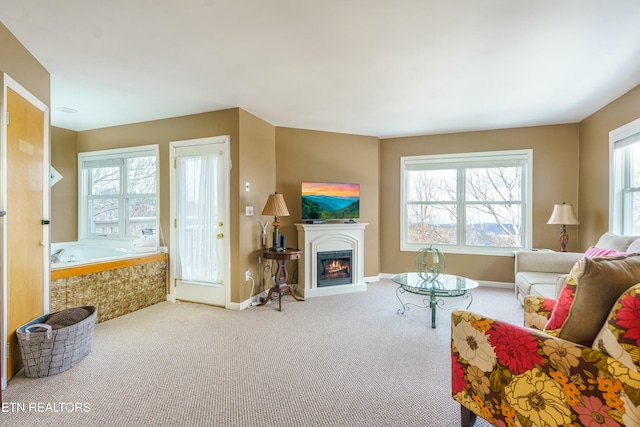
[610,118,640,235]
[401,150,532,255]
[79,145,159,240]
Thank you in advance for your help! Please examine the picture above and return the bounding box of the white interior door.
[170,136,229,307]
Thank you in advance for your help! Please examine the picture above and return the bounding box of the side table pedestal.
[258,249,303,311]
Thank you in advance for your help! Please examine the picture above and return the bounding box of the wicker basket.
[16,306,97,378]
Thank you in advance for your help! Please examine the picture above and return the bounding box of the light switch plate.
[246,206,254,216]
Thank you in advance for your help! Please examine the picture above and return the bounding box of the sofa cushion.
[558,254,640,347]
[626,238,640,254]
[515,271,563,292]
[595,232,639,252]
[592,283,640,370]
[528,284,557,299]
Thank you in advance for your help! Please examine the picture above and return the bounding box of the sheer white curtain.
[175,153,222,285]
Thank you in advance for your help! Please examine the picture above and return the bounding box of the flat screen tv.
[301,181,360,222]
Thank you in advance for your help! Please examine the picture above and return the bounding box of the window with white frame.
[78,145,159,240]
[401,150,532,255]
[610,118,640,235]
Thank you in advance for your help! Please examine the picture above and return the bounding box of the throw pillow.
[545,250,629,335]
[583,246,626,258]
[558,254,640,347]
[592,283,640,370]
[544,274,578,332]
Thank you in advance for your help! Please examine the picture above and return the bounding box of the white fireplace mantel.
[295,223,367,298]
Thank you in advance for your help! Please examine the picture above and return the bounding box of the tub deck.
[51,252,167,280]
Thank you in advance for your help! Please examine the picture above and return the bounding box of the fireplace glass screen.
[317,250,352,287]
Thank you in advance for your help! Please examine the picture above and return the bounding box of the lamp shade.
[262,193,290,217]
[547,203,579,225]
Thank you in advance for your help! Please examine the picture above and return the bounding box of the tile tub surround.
[50,253,168,323]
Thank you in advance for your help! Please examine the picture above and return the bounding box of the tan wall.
[238,109,276,298]
[0,22,50,107]
[76,109,246,302]
[578,84,640,248]
[50,127,78,242]
[275,127,380,277]
[379,124,580,283]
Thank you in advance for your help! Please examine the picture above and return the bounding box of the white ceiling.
[2,1,640,138]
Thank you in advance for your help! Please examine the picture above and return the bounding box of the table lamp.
[262,192,290,251]
[547,202,579,252]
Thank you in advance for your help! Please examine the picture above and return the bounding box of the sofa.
[514,232,640,303]
[452,254,640,427]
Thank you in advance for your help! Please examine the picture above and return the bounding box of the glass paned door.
[172,138,229,307]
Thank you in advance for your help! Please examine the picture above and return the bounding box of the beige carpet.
[2,279,522,427]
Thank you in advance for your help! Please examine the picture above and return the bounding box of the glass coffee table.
[391,272,479,328]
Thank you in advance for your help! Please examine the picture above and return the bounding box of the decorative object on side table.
[261,192,290,252]
[547,202,579,252]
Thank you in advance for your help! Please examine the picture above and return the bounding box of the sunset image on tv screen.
[301,182,360,220]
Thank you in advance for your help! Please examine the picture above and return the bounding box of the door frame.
[168,135,231,309]
[0,73,50,390]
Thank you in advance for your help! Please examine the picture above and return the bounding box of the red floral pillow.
[544,276,577,332]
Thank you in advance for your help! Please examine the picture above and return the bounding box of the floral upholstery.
[451,306,640,426]
[593,284,640,371]
[524,295,555,331]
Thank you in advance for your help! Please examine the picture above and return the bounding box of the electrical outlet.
[245,269,251,281]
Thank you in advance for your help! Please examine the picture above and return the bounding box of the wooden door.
[5,87,46,380]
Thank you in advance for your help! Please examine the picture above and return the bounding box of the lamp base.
[270,228,283,252]
[559,225,569,252]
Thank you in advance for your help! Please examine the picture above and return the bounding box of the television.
[301,181,360,222]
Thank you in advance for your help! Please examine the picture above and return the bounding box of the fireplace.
[296,222,367,298]
[317,250,352,287]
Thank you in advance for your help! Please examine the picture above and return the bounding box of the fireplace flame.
[325,259,350,278]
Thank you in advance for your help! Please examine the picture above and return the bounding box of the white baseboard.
[233,290,269,311]
[478,280,513,289]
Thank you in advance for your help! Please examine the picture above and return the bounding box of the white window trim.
[400,149,533,256]
[609,117,640,234]
[78,145,160,242]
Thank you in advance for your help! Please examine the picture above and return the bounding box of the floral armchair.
[451,255,640,427]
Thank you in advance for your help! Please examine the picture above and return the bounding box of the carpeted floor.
[2,279,522,426]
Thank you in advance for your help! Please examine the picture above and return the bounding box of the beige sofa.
[514,232,640,303]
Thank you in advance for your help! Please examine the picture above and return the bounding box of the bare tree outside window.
[406,169,457,245]
[405,164,523,248]
[85,154,157,238]
[465,167,521,247]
